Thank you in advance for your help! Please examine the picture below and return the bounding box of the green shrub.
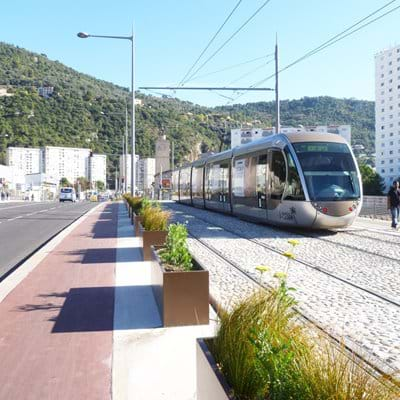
[141,206,171,231]
[159,223,193,271]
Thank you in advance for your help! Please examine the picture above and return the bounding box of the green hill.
[0,42,376,187]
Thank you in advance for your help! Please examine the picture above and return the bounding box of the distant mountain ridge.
[0,42,375,186]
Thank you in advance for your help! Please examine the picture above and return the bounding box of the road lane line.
[0,203,44,211]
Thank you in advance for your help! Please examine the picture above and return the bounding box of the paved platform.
[0,202,216,400]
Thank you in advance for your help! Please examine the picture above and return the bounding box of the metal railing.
[359,196,389,219]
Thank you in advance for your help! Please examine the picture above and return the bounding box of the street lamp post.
[77,30,136,195]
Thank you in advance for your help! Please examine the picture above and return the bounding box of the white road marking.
[0,203,43,211]
[7,215,23,221]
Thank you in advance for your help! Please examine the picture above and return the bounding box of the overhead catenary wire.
[186,52,274,83]
[226,58,274,86]
[183,0,273,85]
[228,0,400,104]
[177,0,243,87]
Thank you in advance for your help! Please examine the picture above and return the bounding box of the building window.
[390,168,394,172]
[389,61,393,65]
[382,169,385,173]
[381,160,385,164]
[381,82,384,87]
[390,79,393,83]
[381,134,385,138]
[381,73,384,78]
[381,125,385,129]
[390,150,393,154]
[390,141,394,145]
[390,132,394,136]
[381,91,385,95]
[390,124,394,127]
[381,99,385,104]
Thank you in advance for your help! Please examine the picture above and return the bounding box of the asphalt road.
[0,201,98,280]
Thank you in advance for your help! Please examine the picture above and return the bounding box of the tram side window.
[220,161,229,200]
[233,155,258,207]
[180,168,191,199]
[256,154,267,194]
[210,163,222,201]
[192,167,203,199]
[205,165,212,200]
[270,151,286,200]
[283,148,305,201]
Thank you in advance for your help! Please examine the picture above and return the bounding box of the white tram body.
[168,133,362,229]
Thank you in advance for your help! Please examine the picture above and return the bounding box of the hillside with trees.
[0,42,376,188]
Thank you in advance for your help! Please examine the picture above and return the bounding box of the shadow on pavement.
[48,286,161,332]
[65,247,138,263]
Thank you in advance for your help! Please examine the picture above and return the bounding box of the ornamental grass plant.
[123,194,143,214]
[141,205,171,231]
[211,287,398,400]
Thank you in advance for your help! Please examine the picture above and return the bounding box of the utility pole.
[275,35,280,134]
[171,141,174,171]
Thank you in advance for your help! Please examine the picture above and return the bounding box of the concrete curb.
[0,202,103,303]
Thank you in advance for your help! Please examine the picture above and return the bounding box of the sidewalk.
[0,202,216,400]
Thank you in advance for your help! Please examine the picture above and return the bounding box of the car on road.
[59,187,77,202]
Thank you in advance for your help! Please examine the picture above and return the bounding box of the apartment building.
[119,154,139,192]
[375,44,400,190]
[7,146,107,188]
[43,146,90,185]
[137,158,156,192]
[89,154,107,187]
[6,147,42,175]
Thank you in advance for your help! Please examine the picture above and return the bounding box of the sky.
[0,0,399,107]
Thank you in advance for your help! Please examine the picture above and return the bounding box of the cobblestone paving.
[166,203,400,378]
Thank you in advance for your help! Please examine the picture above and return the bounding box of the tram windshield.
[293,142,360,201]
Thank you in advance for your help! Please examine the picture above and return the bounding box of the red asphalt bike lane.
[0,202,118,400]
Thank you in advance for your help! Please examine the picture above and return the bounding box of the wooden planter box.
[134,215,143,236]
[140,226,167,261]
[150,246,209,327]
[196,338,234,400]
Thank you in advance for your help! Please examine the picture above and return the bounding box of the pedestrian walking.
[387,180,400,229]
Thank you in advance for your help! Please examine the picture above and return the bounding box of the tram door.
[267,149,287,220]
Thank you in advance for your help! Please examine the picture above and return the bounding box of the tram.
[168,132,362,229]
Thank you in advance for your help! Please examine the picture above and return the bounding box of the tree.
[59,177,72,187]
[96,180,105,191]
[76,176,90,191]
[358,164,385,195]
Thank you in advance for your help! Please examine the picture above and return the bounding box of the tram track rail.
[285,226,400,265]
[169,204,400,308]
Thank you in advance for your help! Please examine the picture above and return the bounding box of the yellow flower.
[255,265,271,273]
[288,239,300,246]
[274,272,288,280]
[282,251,295,259]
